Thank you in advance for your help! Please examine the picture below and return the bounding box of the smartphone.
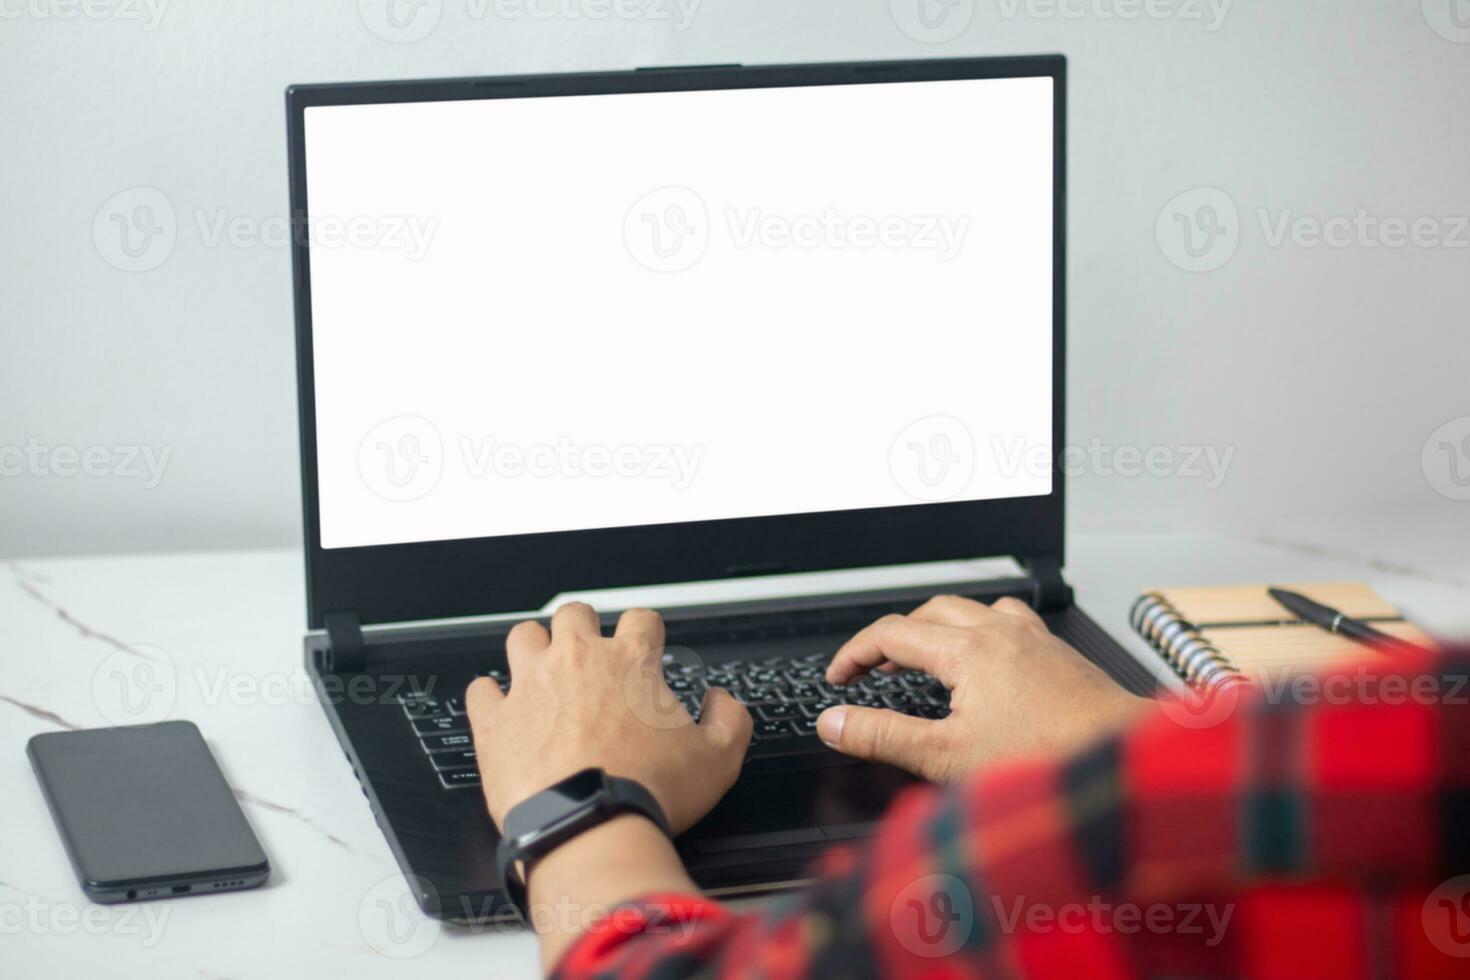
[28,720,270,902]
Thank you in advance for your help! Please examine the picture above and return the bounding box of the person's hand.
[465,603,753,834]
[816,595,1152,782]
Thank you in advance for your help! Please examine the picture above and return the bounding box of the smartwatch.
[494,768,671,922]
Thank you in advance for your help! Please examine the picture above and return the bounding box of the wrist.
[1048,686,1154,755]
[525,814,695,970]
[1091,690,1157,734]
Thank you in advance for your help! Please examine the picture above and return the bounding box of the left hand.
[465,603,753,834]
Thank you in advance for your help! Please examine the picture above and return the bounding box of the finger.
[504,619,550,674]
[827,615,973,687]
[464,676,505,719]
[991,596,1044,624]
[909,594,1007,628]
[698,688,753,753]
[614,607,665,655]
[816,705,942,780]
[506,619,551,655]
[550,601,602,639]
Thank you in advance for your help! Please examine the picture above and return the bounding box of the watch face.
[506,769,606,840]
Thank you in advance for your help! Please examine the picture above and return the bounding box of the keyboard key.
[801,699,840,718]
[446,696,466,716]
[882,691,917,711]
[747,734,824,759]
[757,703,799,721]
[754,720,792,740]
[430,750,478,771]
[439,769,481,790]
[421,732,474,752]
[403,698,447,721]
[412,716,469,737]
[791,716,820,737]
[739,683,780,706]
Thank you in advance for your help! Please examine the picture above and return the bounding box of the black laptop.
[285,55,1152,923]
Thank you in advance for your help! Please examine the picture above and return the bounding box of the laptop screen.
[303,75,1054,551]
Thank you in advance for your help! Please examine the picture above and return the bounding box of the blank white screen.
[306,75,1054,550]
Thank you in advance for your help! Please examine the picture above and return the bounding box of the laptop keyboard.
[396,600,964,790]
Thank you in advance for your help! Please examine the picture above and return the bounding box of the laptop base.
[306,576,1150,923]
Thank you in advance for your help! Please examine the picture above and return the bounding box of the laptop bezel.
[286,55,1068,629]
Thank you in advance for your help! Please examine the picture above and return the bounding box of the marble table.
[3,531,1466,978]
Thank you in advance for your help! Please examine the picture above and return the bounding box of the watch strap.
[495,771,670,921]
[605,776,672,837]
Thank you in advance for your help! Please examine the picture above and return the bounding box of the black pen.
[1267,587,1429,654]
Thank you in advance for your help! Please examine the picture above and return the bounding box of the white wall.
[3,0,1468,563]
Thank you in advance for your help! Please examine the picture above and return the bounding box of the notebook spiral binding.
[1128,593,1244,690]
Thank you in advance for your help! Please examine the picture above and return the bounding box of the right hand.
[815,595,1152,782]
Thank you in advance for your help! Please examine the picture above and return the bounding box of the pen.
[1267,587,1430,654]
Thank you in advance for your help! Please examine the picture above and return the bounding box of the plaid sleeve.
[552,647,1470,979]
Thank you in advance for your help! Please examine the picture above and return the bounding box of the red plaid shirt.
[553,647,1470,978]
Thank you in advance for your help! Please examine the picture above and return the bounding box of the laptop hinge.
[323,611,366,674]
[1019,556,1073,613]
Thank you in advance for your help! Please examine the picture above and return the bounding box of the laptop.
[285,55,1153,923]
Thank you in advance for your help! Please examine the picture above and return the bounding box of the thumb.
[698,687,753,753]
[817,705,940,779]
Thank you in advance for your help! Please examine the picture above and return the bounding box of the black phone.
[27,721,270,902]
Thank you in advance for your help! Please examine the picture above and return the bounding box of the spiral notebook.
[1129,582,1432,688]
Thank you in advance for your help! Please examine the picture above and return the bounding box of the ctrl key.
[439,768,482,790]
